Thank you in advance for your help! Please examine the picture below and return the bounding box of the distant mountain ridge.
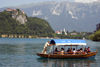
[1,1,100,32]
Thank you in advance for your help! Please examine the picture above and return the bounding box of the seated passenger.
[79,48,83,54]
[78,48,83,54]
[76,49,80,54]
[54,48,58,54]
[60,48,64,55]
[87,47,91,53]
[66,48,71,54]
[67,48,71,52]
[61,48,64,51]
[84,47,87,54]
[73,48,76,54]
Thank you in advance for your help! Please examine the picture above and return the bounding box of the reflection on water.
[37,58,97,67]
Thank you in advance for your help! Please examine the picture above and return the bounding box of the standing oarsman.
[41,41,50,54]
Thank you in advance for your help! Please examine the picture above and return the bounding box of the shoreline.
[0,34,54,39]
[0,34,60,39]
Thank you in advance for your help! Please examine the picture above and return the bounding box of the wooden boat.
[37,39,97,59]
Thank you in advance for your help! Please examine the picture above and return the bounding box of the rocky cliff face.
[16,14,27,24]
[6,8,27,24]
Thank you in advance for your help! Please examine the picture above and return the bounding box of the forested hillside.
[0,10,54,37]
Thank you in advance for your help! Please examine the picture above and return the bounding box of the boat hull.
[37,51,97,59]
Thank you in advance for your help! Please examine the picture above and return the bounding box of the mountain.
[1,1,100,32]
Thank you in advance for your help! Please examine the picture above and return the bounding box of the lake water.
[0,38,100,67]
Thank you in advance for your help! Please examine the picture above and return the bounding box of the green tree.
[89,30,100,41]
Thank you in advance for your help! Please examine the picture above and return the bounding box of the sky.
[0,0,98,8]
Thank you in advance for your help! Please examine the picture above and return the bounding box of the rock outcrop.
[6,8,27,24]
[16,15,27,24]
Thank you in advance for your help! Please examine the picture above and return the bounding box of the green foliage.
[0,11,54,37]
[0,11,18,34]
[26,17,54,37]
[89,30,100,41]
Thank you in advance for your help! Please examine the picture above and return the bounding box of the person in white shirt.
[44,41,49,49]
[73,48,76,54]
[41,41,49,54]
[60,48,64,55]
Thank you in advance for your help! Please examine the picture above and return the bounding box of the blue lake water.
[0,38,100,67]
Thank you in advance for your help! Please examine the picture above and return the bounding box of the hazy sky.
[0,0,98,8]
